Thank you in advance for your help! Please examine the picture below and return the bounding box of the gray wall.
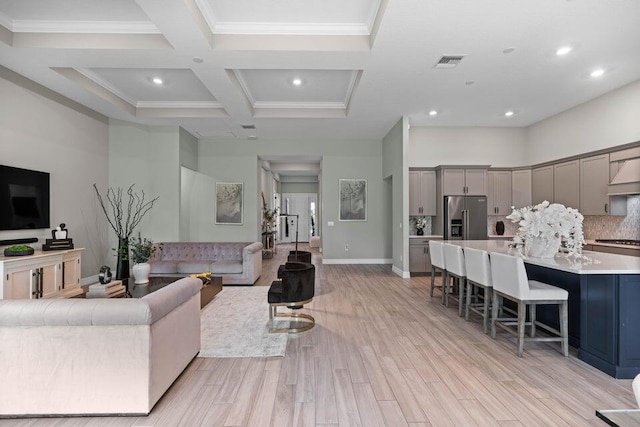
[382,118,406,273]
[280,182,319,193]
[0,67,109,278]
[197,138,390,261]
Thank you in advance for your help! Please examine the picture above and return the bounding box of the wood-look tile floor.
[5,244,636,426]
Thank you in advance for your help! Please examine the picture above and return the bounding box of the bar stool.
[428,240,446,299]
[463,247,493,334]
[442,243,467,317]
[489,252,568,357]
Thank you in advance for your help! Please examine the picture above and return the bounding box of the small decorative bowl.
[4,247,35,257]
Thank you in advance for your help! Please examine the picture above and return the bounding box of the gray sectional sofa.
[149,241,263,285]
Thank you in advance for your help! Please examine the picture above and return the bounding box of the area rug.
[200,286,288,358]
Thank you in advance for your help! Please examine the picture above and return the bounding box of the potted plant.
[261,192,279,232]
[129,236,161,284]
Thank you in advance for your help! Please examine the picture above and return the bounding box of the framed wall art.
[215,182,243,225]
[339,179,367,221]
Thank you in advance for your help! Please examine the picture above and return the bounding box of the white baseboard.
[322,258,392,265]
[391,265,410,278]
[81,274,100,285]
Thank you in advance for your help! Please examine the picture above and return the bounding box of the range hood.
[608,156,640,196]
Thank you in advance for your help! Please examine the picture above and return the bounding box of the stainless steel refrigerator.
[443,196,488,240]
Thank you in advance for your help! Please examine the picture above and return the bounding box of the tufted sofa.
[0,277,202,417]
[149,241,263,285]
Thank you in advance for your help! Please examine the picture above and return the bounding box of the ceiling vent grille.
[241,124,256,129]
[434,55,465,68]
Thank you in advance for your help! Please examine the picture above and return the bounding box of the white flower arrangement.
[506,200,585,257]
[414,216,428,230]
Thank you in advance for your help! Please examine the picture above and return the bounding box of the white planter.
[527,236,561,258]
[132,262,151,284]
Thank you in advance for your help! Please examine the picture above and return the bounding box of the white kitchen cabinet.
[442,168,487,196]
[0,249,84,300]
[409,171,436,216]
[580,154,626,216]
[554,160,580,209]
[511,169,532,209]
[532,165,554,205]
[487,171,512,215]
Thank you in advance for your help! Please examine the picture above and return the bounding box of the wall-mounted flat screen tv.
[0,165,50,231]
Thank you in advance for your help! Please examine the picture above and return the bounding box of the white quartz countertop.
[409,235,443,239]
[444,240,640,275]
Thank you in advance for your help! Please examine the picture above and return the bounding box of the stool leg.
[441,272,447,305]
[483,288,491,334]
[560,300,569,357]
[465,280,472,321]
[430,268,436,297]
[517,301,526,357]
[491,290,499,339]
[530,303,536,338]
[458,277,464,317]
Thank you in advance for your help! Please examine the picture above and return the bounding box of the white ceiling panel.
[87,68,217,104]
[0,0,150,22]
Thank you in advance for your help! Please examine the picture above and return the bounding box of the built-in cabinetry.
[487,170,512,215]
[553,160,580,208]
[442,168,487,196]
[532,165,554,205]
[580,154,626,215]
[409,170,436,216]
[409,237,442,274]
[0,249,83,299]
[511,169,532,209]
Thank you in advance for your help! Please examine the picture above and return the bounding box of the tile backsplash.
[487,216,518,236]
[409,216,432,235]
[582,196,640,240]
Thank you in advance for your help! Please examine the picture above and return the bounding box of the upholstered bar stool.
[489,252,569,357]
[463,247,493,333]
[442,243,467,317]
[428,240,446,299]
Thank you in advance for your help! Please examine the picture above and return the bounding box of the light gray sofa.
[149,242,263,285]
[0,277,202,417]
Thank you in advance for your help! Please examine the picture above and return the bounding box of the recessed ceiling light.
[504,111,515,117]
[248,135,258,140]
[590,68,605,78]
[152,77,163,85]
[192,57,204,64]
[503,47,516,54]
[429,110,438,116]
[556,46,573,56]
[292,78,302,86]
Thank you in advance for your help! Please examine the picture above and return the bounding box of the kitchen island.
[446,240,640,379]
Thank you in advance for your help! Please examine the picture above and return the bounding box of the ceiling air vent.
[434,55,465,68]
[241,124,256,129]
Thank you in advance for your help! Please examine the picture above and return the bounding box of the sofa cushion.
[150,261,179,274]
[142,277,201,323]
[177,262,212,274]
[210,260,243,274]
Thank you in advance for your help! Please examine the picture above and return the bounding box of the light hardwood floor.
[5,244,636,426]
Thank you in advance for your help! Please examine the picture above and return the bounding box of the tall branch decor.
[93,183,159,279]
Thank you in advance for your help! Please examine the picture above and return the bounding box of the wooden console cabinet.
[0,249,83,299]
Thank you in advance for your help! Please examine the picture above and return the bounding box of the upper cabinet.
[554,160,580,209]
[442,168,487,196]
[409,170,436,216]
[487,171,512,215]
[580,154,627,216]
[512,169,532,209]
[532,165,554,205]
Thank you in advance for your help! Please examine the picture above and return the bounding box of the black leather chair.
[268,262,315,333]
[287,250,312,263]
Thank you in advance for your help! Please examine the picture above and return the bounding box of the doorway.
[280,193,318,243]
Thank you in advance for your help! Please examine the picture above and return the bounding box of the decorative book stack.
[85,280,125,298]
[42,238,74,251]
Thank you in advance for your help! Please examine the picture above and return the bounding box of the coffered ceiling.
[0,0,639,141]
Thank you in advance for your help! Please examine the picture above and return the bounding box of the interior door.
[281,193,317,243]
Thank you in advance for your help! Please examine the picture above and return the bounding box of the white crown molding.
[254,101,345,110]
[136,101,222,109]
[194,0,218,33]
[344,70,361,105]
[11,20,160,34]
[232,70,257,105]
[367,0,384,33]
[74,68,136,106]
[0,12,12,31]
[212,21,369,36]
